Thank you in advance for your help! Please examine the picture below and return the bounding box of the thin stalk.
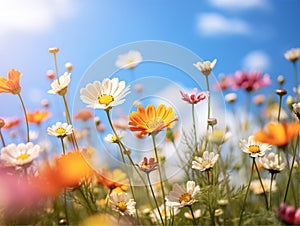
[284,136,299,203]
[60,137,66,155]
[205,75,211,131]
[269,173,275,210]
[152,133,167,224]
[53,52,60,83]
[254,159,268,210]
[17,94,30,142]
[192,103,198,151]
[277,95,283,122]
[63,189,69,225]
[188,205,197,226]
[239,158,255,226]
[147,173,165,226]
[0,129,6,147]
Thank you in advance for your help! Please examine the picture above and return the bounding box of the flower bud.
[48,47,59,54]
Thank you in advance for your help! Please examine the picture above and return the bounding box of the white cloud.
[210,0,270,10]
[0,0,77,36]
[197,13,251,36]
[242,50,271,71]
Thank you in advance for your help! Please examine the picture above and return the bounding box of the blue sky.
[0,0,299,122]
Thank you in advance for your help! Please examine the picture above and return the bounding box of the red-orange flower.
[128,104,178,137]
[254,122,300,147]
[38,151,94,195]
[0,69,22,94]
[2,117,21,130]
[27,109,50,125]
[74,108,93,121]
[96,168,128,192]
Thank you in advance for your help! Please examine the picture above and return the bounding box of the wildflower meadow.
[0,41,300,226]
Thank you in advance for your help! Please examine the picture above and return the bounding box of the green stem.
[63,189,70,225]
[254,159,268,210]
[239,158,255,226]
[269,173,274,210]
[205,75,211,131]
[147,173,165,226]
[284,136,299,203]
[60,137,66,155]
[192,103,198,151]
[17,94,30,142]
[0,129,6,147]
[152,133,167,224]
[188,205,197,226]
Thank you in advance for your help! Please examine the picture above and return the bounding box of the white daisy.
[47,122,73,138]
[115,50,142,69]
[259,152,285,173]
[104,131,125,143]
[166,181,200,208]
[109,191,136,216]
[48,72,71,96]
[284,48,300,63]
[80,78,130,110]
[240,135,271,158]
[0,142,41,166]
[192,151,219,171]
[193,59,217,76]
[149,204,180,223]
[250,178,277,195]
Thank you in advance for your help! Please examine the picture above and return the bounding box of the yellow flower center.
[147,118,164,131]
[141,163,150,169]
[98,94,114,105]
[56,127,66,135]
[112,135,118,142]
[17,153,30,161]
[249,145,260,153]
[117,201,127,212]
[179,193,192,203]
[201,160,211,168]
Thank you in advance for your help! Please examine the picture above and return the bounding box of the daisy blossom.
[109,191,136,216]
[240,135,271,158]
[166,181,200,208]
[48,72,71,96]
[115,50,142,69]
[194,59,217,76]
[47,122,73,138]
[80,78,130,110]
[192,151,219,171]
[284,48,300,62]
[0,142,40,166]
[259,152,285,173]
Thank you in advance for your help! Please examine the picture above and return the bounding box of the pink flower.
[214,75,233,91]
[180,88,208,104]
[277,203,300,225]
[136,157,158,173]
[231,70,271,92]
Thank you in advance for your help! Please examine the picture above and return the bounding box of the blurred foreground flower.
[80,78,130,110]
[0,69,22,94]
[109,191,136,216]
[250,178,277,195]
[254,122,300,147]
[277,203,300,225]
[166,181,200,208]
[0,142,40,166]
[115,50,142,69]
[128,104,178,136]
[184,209,201,219]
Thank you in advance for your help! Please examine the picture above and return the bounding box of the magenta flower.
[277,203,300,225]
[136,157,158,173]
[180,88,208,104]
[231,70,271,92]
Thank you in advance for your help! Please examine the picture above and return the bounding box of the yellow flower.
[254,122,300,147]
[0,69,22,94]
[128,104,178,136]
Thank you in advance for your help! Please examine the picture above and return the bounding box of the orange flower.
[27,109,50,124]
[38,151,94,195]
[128,104,178,137]
[254,122,300,147]
[96,168,128,192]
[0,69,22,94]
[74,108,93,121]
[2,117,21,130]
